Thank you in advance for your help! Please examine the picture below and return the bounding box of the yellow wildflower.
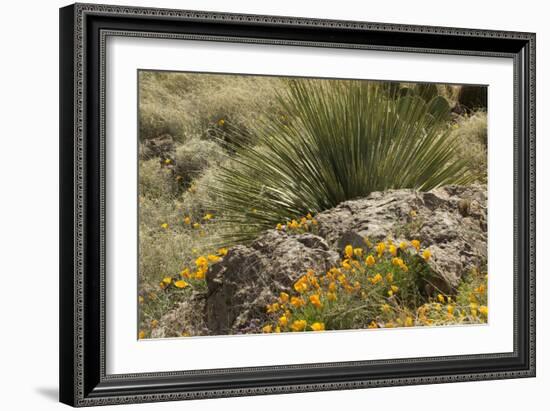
[290,320,307,331]
[288,220,299,229]
[262,324,273,333]
[207,254,221,263]
[279,292,289,304]
[353,248,363,258]
[193,222,201,229]
[311,219,318,225]
[385,272,394,283]
[138,296,144,304]
[309,294,322,309]
[183,216,191,225]
[275,326,281,333]
[217,118,225,126]
[160,223,169,229]
[392,257,403,267]
[203,213,214,221]
[411,239,421,250]
[164,158,172,165]
[162,276,172,285]
[381,303,391,313]
[276,223,283,231]
[479,305,488,317]
[195,256,208,268]
[370,273,383,285]
[365,255,376,267]
[341,259,352,270]
[389,244,397,256]
[310,322,325,331]
[385,321,395,328]
[194,268,206,280]
[180,268,190,278]
[391,285,399,293]
[218,248,229,256]
[150,319,159,328]
[344,245,354,259]
[399,241,408,250]
[405,317,414,327]
[422,249,432,261]
[266,303,280,313]
[376,242,386,257]
[278,315,288,327]
[174,280,189,289]
[476,284,486,294]
[447,304,455,314]
[290,296,305,308]
[328,281,337,292]
[311,276,321,289]
[294,276,309,293]
[138,330,146,339]
[306,213,313,220]
[437,294,445,303]
[327,292,337,301]
[368,321,378,329]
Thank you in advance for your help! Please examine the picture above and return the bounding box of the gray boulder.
[315,185,487,292]
[204,185,487,334]
[139,133,175,159]
[205,231,339,334]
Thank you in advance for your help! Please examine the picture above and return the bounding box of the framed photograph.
[59,3,536,407]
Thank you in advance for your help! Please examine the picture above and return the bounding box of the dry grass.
[451,111,488,182]
[139,71,285,143]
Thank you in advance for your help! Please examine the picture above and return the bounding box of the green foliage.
[210,80,476,243]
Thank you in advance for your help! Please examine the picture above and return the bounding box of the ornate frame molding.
[60,3,535,407]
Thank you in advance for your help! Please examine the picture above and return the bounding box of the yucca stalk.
[209,79,474,244]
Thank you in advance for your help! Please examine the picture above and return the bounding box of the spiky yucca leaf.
[209,80,474,244]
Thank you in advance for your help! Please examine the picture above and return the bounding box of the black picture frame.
[59,3,536,407]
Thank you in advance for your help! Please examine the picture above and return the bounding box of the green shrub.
[210,80,476,244]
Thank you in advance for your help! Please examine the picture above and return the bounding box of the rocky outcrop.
[139,134,175,159]
[204,185,487,334]
[205,231,339,334]
[315,185,486,292]
[151,293,208,338]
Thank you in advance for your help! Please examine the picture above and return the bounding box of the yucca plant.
[209,79,475,244]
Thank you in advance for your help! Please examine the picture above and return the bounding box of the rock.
[204,185,487,333]
[140,134,175,159]
[315,185,487,292]
[205,231,339,334]
[151,292,208,338]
